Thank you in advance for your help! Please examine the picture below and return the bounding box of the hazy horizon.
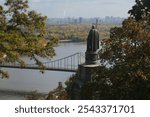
[0,0,135,18]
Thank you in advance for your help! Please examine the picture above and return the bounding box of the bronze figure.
[87,25,99,52]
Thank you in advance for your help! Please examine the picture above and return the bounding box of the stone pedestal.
[72,50,100,99]
[78,64,100,81]
[72,64,100,99]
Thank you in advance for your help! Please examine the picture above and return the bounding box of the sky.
[0,0,136,18]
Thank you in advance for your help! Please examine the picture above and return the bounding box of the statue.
[72,25,100,99]
[85,25,99,64]
[87,25,99,52]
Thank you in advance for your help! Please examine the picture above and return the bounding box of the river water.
[0,42,86,99]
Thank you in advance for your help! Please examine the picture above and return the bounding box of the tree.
[66,0,150,99]
[128,0,150,21]
[0,0,58,78]
[91,0,150,99]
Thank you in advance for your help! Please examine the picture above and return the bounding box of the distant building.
[46,17,124,25]
[79,17,83,23]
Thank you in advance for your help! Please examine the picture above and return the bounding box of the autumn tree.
[67,0,150,100]
[0,0,58,78]
[90,0,150,99]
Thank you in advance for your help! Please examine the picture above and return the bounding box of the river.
[0,42,86,99]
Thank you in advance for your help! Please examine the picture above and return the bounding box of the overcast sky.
[0,0,135,18]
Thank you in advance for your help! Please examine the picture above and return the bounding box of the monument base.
[72,63,100,99]
[78,64,100,81]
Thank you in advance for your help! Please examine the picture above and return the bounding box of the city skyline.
[0,0,135,18]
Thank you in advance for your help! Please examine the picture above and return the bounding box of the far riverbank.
[60,39,85,43]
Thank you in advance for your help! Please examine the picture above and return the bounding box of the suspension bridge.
[0,52,85,72]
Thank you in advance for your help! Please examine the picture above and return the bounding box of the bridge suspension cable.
[0,52,85,72]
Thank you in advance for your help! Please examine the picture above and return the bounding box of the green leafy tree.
[0,0,58,78]
[128,0,150,21]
